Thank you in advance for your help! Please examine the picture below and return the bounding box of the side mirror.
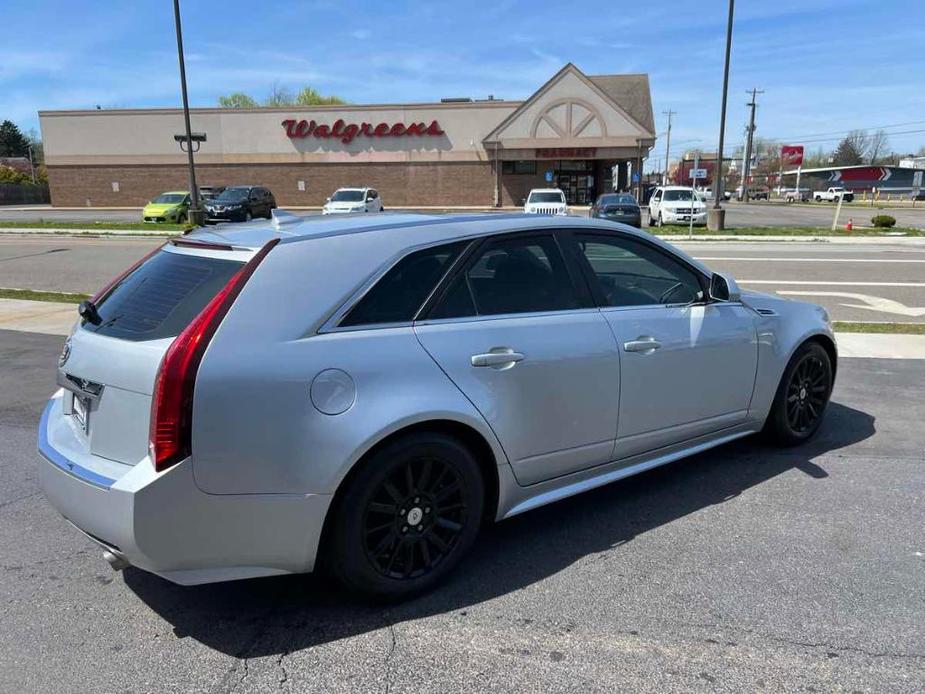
[520,197,527,206]
[325,197,331,203]
[710,273,741,302]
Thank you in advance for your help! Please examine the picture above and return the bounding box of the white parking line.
[693,256,925,263]
[739,280,925,287]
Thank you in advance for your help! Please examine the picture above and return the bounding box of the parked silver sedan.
[38,212,836,598]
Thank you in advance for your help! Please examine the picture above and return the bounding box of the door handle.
[471,349,525,369]
[624,336,662,353]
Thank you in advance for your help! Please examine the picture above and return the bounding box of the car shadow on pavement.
[124,400,874,658]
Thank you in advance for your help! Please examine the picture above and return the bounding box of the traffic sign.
[545,171,553,183]
[689,168,707,179]
[631,172,640,183]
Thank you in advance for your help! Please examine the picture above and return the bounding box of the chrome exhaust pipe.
[103,550,129,571]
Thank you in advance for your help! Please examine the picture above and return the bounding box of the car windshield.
[663,190,697,202]
[331,190,365,202]
[600,194,636,206]
[152,194,185,204]
[528,192,564,203]
[214,187,250,202]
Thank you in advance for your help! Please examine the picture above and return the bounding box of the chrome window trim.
[413,306,603,328]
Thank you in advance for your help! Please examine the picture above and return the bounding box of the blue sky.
[3,0,923,166]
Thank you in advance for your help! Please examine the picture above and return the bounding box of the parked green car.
[142,192,191,223]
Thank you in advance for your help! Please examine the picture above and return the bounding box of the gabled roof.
[483,63,655,144]
[586,74,655,135]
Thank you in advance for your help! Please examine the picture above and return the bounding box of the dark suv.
[204,186,276,223]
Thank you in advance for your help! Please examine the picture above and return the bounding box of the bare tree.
[865,129,890,164]
[264,82,295,107]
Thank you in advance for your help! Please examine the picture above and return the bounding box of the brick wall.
[499,170,552,207]
[46,161,495,207]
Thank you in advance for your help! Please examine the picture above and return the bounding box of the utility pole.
[711,0,735,229]
[173,0,201,227]
[741,88,763,204]
[662,110,676,186]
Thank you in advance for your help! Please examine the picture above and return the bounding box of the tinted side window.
[431,235,580,319]
[340,241,467,327]
[574,234,703,307]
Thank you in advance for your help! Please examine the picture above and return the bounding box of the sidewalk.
[3,298,924,358]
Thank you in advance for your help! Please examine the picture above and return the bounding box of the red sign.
[536,148,597,159]
[781,145,804,167]
[281,118,444,145]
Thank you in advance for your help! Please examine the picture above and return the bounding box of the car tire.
[245,211,253,222]
[177,213,187,224]
[326,432,485,600]
[815,196,822,203]
[656,213,663,227]
[763,341,833,446]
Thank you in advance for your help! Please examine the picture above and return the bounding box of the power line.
[725,128,925,152]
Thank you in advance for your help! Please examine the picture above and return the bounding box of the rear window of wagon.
[82,250,244,342]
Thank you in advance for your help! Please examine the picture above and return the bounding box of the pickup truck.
[814,187,854,203]
[783,188,811,202]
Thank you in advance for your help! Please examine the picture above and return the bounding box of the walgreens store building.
[40,64,655,208]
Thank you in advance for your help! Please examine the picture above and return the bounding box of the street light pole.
[173,0,200,227]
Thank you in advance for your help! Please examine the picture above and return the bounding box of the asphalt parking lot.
[1,326,923,692]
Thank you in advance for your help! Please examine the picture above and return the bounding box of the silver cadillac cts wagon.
[38,212,836,598]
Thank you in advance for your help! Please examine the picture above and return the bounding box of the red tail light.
[149,239,279,472]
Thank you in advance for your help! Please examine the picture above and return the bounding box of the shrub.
[0,165,29,184]
[871,214,896,228]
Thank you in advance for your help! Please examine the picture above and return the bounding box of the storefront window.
[502,160,537,175]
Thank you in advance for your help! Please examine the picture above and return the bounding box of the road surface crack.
[383,615,399,694]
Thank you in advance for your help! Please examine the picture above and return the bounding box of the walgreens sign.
[282,118,445,144]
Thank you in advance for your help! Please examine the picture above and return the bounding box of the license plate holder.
[72,393,90,433]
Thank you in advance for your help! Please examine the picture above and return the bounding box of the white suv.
[523,188,568,216]
[322,188,384,215]
[648,186,707,227]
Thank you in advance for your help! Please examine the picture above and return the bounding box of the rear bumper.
[37,395,332,585]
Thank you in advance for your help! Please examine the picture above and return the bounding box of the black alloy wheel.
[362,457,467,580]
[785,352,829,434]
[765,341,833,445]
[327,432,484,599]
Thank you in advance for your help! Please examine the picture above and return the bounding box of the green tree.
[296,86,346,105]
[218,92,258,108]
[217,85,347,108]
[0,120,31,157]
[832,135,864,166]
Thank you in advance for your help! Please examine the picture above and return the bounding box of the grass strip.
[0,288,89,303]
[0,220,192,232]
[654,226,924,237]
[833,321,925,335]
